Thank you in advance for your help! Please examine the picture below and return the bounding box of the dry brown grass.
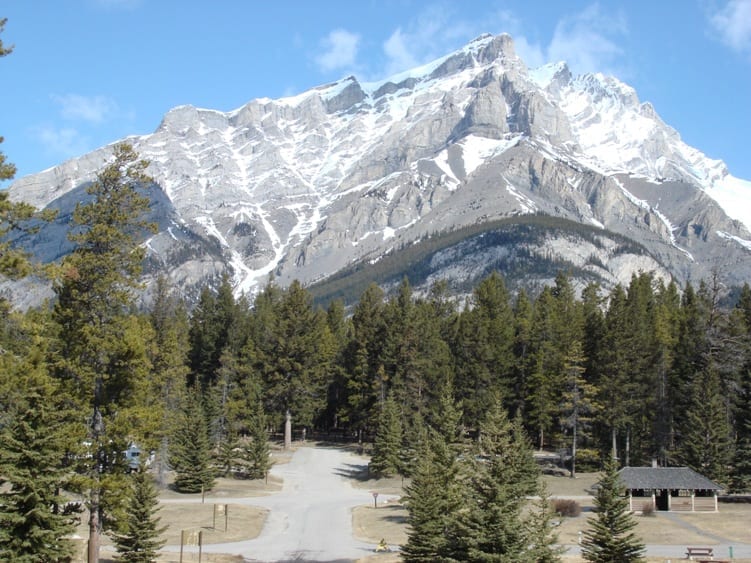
[350,470,751,562]
[352,503,409,546]
[67,459,751,563]
[68,446,292,563]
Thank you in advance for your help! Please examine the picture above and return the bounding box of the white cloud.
[51,94,119,124]
[383,29,419,75]
[546,4,628,75]
[380,3,475,77]
[314,29,361,72]
[710,0,751,56]
[32,126,89,158]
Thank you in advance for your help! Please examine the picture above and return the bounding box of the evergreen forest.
[1,19,750,561]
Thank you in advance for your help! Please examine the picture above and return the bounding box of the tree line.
[4,153,750,557]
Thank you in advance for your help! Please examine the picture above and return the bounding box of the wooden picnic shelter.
[618,466,722,512]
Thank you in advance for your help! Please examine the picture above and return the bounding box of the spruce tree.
[401,429,463,562]
[111,469,166,562]
[369,391,403,477]
[451,404,541,561]
[679,366,734,485]
[241,401,273,480]
[170,385,215,493]
[0,360,77,562]
[525,488,564,563]
[581,457,645,563]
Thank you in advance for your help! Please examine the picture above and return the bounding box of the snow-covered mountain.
[7,33,751,305]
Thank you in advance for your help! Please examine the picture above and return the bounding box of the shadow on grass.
[377,506,408,524]
[334,462,371,481]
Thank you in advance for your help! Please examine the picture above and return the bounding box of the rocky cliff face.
[6,34,751,305]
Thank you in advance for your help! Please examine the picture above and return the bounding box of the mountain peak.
[6,32,751,309]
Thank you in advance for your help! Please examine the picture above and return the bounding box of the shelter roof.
[618,467,722,491]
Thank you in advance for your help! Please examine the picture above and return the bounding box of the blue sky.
[2,0,750,185]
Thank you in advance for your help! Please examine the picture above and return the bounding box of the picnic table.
[685,545,713,559]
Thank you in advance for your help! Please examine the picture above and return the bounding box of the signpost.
[214,503,228,532]
[372,491,379,509]
[180,529,203,562]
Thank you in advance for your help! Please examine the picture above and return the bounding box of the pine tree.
[148,276,190,486]
[452,404,541,561]
[581,457,645,563]
[51,142,156,562]
[453,272,515,427]
[679,366,734,485]
[260,281,332,439]
[369,391,403,477]
[241,401,273,480]
[170,385,215,493]
[111,469,166,562]
[560,339,598,478]
[0,359,77,562]
[525,488,564,563]
[401,429,464,562]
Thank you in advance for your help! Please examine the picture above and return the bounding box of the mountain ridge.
[5,33,751,306]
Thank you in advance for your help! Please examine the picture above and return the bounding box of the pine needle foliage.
[369,391,403,477]
[401,429,464,562]
[0,364,77,562]
[170,385,215,493]
[581,457,645,563]
[111,469,166,562]
[241,401,273,480]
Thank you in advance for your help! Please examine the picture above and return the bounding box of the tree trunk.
[284,409,292,450]
[625,427,631,467]
[87,488,99,562]
[571,418,578,479]
[612,427,618,461]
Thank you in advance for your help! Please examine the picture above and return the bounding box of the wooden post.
[284,410,292,450]
[198,530,203,563]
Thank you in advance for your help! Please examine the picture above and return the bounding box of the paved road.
[165,446,382,562]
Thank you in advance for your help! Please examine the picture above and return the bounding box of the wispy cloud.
[314,29,361,73]
[51,94,119,124]
[546,4,628,75]
[32,126,89,159]
[313,3,629,82]
[380,3,475,77]
[709,0,751,57]
[374,2,628,80]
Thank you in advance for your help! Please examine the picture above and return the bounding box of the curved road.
[166,446,382,562]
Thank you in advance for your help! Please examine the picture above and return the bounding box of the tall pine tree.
[51,142,156,562]
[369,391,403,477]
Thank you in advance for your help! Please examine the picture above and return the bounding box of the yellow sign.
[183,529,200,546]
